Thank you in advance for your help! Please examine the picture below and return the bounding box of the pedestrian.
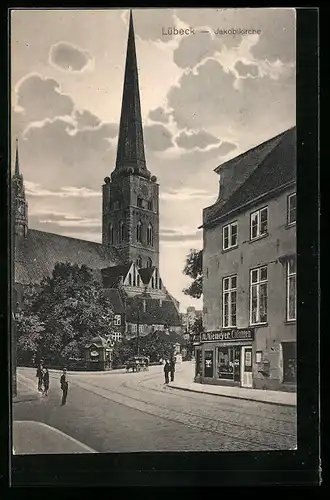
[169,357,176,382]
[164,360,170,384]
[36,364,43,392]
[60,368,69,406]
[42,367,49,396]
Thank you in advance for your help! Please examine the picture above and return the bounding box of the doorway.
[241,346,253,388]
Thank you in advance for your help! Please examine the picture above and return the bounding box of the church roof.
[138,266,155,285]
[15,229,121,285]
[126,296,181,326]
[103,288,125,313]
[101,263,132,287]
[203,127,296,228]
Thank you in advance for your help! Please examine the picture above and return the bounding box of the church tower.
[12,139,28,238]
[102,10,159,270]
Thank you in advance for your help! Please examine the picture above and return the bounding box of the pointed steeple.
[114,10,151,179]
[14,138,20,177]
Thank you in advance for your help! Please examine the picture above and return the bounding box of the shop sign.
[200,328,254,342]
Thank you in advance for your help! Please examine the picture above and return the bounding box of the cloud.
[49,41,94,72]
[148,107,171,123]
[234,60,259,78]
[73,109,101,129]
[144,124,173,151]
[160,187,215,201]
[160,227,202,242]
[25,181,101,198]
[14,73,74,125]
[175,129,220,150]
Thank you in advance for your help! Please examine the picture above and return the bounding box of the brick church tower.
[102,11,159,270]
[12,139,28,239]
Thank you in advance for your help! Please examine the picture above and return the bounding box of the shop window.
[222,275,237,327]
[223,221,238,250]
[250,265,268,325]
[282,342,296,383]
[287,193,296,225]
[287,257,296,321]
[250,207,268,240]
[217,347,240,382]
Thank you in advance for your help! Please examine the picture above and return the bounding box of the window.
[137,275,141,287]
[147,200,152,211]
[250,266,268,325]
[151,277,155,289]
[158,278,162,289]
[118,221,125,243]
[114,315,121,326]
[112,331,122,342]
[222,275,237,327]
[287,257,296,321]
[146,257,152,268]
[138,325,144,334]
[128,274,132,286]
[109,224,114,245]
[136,256,142,268]
[137,197,143,208]
[131,324,137,333]
[288,193,296,225]
[250,207,268,240]
[133,273,136,287]
[147,224,153,246]
[136,221,142,243]
[222,222,238,250]
[217,347,240,382]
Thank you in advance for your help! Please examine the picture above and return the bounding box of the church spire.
[114,9,151,179]
[14,138,20,177]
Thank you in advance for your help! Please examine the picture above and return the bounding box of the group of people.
[163,358,175,384]
[36,363,69,406]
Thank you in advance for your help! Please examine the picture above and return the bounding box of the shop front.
[194,328,254,387]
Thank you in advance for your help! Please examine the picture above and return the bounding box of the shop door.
[241,346,253,388]
[204,350,214,378]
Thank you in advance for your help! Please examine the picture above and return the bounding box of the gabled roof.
[203,127,296,227]
[15,229,121,285]
[103,288,125,313]
[126,296,181,326]
[101,263,132,288]
[138,266,155,285]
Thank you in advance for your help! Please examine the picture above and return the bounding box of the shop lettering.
[201,329,254,342]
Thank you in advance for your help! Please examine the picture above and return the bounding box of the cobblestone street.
[13,363,297,454]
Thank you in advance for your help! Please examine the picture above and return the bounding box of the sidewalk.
[13,421,97,454]
[169,362,296,407]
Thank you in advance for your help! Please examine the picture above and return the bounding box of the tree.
[16,263,117,365]
[182,249,203,299]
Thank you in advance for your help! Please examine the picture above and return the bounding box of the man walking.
[60,368,69,406]
[169,357,176,382]
[36,363,43,392]
[164,360,170,384]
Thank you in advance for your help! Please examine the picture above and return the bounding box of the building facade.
[197,128,296,392]
[12,11,181,367]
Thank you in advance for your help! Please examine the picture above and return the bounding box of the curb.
[168,384,296,408]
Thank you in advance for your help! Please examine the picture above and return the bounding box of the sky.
[11,8,296,312]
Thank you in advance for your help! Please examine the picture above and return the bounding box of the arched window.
[128,274,132,286]
[151,277,155,289]
[136,221,142,243]
[118,221,125,243]
[147,224,153,246]
[133,272,136,287]
[146,257,152,268]
[137,256,143,268]
[159,278,162,289]
[109,224,114,244]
